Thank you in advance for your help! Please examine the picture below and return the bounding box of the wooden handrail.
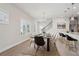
[42,20,52,31]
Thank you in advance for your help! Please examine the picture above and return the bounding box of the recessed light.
[73,7,77,9]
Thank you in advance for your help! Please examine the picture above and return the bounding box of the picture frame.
[57,23,66,29]
[0,10,9,24]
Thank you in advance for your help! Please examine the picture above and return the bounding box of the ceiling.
[14,3,79,20]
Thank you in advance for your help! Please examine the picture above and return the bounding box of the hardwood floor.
[0,39,60,56]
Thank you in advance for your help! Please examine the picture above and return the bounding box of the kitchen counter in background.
[55,32,79,56]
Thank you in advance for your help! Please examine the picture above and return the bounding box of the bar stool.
[59,33,63,40]
[65,35,78,51]
[59,33,62,36]
[59,33,66,44]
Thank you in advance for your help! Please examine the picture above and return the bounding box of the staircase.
[41,19,53,32]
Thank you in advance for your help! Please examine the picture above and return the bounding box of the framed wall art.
[57,23,66,29]
[0,9,9,24]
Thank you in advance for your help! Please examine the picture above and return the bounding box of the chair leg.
[34,43,36,49]
[29,39,32,47]
[74,41,77,51]
[35,46,39,55]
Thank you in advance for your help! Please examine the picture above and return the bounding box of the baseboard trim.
[0,37,30,53]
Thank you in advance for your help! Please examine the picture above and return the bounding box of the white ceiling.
[14,3,79,19]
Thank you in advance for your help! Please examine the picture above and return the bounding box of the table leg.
[47,38,50,51]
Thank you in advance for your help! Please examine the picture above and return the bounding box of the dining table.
[31,34,52,52]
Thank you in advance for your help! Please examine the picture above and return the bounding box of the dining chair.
[34,36,45,55]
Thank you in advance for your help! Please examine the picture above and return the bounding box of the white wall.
[34,20,41,34]
[0,4,35,53]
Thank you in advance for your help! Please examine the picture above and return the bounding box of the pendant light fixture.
[71,3,75,21]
